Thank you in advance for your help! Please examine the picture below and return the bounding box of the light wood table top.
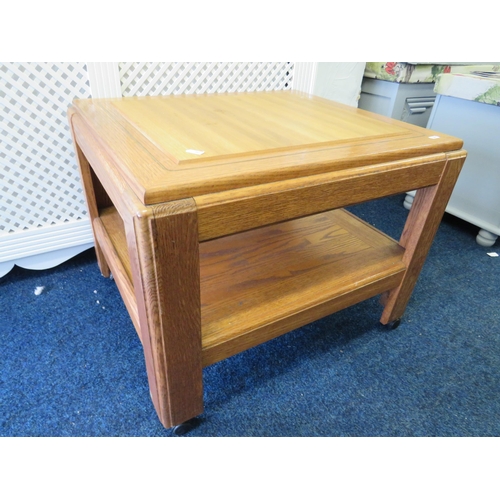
[71,90,462,205]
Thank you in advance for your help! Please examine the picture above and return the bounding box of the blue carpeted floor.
[1,194,499,436]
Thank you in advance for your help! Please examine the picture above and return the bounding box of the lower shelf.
[96,207,406,366]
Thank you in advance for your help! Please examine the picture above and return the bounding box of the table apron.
[194,154,447,241]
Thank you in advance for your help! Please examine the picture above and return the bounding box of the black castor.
[387,318,401,330]
[171,417,202,436]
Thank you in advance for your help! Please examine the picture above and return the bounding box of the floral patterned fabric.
[364,62,500,85]
[434,72,500,106]
[364,62,449,83]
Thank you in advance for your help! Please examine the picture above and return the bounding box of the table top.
[70,90,463,205]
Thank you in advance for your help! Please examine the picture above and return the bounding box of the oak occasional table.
[68,90,466,431]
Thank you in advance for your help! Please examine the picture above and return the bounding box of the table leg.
[126,199,204,428]
[380,151,466,325]
[72,139,111,277]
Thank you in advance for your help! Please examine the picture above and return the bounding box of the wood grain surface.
[380,150,467,324]
[126,200,203,428]
[68,90,467,428]
[70,91,463,204]
[195,154,447,241]
[91,206,406,368]
[199,209,406,365]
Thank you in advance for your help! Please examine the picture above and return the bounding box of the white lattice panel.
[0,62,91,233]
[119,62,294,96]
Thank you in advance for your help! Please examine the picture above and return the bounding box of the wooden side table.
[68,90,466,430]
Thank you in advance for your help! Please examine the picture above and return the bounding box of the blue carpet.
[1,194,499,436]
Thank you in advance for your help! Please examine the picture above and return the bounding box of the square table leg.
[71,136,111,278]
[125,199,204,428]
[380,151,466,325]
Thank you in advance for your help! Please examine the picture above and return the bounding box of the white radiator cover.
[0,62,363,277]
[0,62,94,277]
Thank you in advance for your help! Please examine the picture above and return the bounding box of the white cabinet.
[358,78,437,127]
[404,92,500,246]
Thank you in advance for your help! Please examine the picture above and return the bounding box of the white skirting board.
[0,219,94,278]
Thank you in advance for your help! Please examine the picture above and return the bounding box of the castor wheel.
[387,318,401,330]
[171,417,201,436]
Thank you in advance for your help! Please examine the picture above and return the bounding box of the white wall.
[312,63,365,107]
